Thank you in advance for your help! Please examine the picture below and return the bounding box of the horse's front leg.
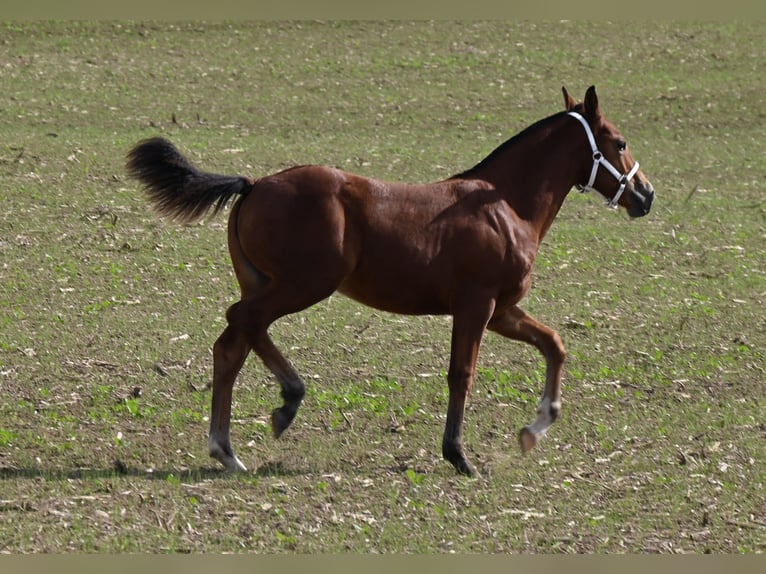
[442,294,497,477]
[487,305,565,452]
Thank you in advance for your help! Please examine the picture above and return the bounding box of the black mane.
[450,110,569,180]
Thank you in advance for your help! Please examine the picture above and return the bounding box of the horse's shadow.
[0,460,305,483]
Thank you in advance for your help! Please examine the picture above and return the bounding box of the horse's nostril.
[636,183,655,204]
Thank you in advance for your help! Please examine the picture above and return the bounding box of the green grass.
[0,21,764,553]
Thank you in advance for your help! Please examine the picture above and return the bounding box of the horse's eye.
[617,140,627,153]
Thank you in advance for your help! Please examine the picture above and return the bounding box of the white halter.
[568,111,641,209]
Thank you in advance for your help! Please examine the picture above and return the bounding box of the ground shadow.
[0,460,308,482]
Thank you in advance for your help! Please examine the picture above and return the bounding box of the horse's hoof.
[451,458,480,478]
[271,408,291,439]
[210,451,247,473]
[464,466,481,479]
[519,426,537,454]
[209,438,247,472]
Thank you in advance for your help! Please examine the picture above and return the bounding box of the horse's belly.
[338,270,449,316]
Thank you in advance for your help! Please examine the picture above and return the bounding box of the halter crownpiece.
[567,111,640,209]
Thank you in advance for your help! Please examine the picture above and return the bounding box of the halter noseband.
[568,111,640,209]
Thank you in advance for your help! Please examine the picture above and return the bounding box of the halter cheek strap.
[568,111,640,209]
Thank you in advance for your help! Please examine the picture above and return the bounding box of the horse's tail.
[126,137,253,223]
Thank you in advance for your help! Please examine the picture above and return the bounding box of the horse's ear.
[583,85,601,119]
[562,86,577,111]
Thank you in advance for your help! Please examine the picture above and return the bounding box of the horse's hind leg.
[250,326,306,438]
[208,324,251,471]
[487,306,565,453]
[228,282,336,439]
[208,292,311,472]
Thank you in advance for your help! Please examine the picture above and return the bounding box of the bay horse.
[126,86,654,477]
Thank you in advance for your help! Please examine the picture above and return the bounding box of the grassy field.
[0,21,764,553]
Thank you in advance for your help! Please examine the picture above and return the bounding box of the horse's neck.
[466,115,583,242]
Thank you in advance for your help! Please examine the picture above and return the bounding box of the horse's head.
[563,86,655,218]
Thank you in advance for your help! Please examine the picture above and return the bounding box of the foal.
[127,86,654,476]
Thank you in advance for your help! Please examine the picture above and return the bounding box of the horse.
[126,86,655,477]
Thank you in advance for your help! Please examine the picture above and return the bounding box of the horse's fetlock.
[549,400,562,421]
[280,385,305,403]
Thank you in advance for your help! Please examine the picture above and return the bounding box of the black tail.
[126,137,252,223]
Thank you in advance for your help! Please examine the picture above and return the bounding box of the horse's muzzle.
[627,181,655,218]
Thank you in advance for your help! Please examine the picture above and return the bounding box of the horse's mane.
[450,110,571,180]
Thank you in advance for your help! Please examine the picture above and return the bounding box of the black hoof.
[271,406,295,438]
[453,458,479,478]
[443,443,479,478]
